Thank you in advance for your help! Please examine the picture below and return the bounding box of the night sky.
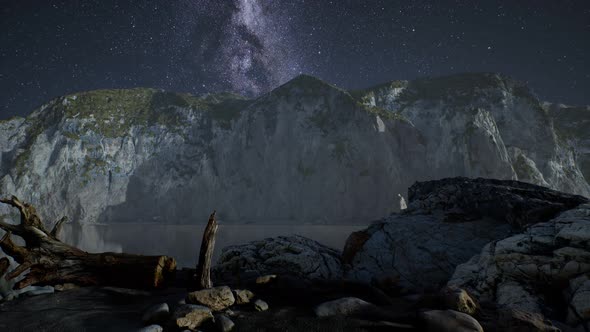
[1,0,589,118]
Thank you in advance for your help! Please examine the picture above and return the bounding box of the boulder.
[567,278,590,326]
[137,325,163,332]
[440,286,478,315]
[233,289,255,305]
[449,203,590,326]
[172,304,214,331]
[256,275,277,285]
[343,213,512,293]
[141,303,169,325]
[214,235,342,283]
[216,314,235,332]
[406,177,588,227]
[419,309,483,332]
[186,286,235,311]
[344,178,588,293]
[254,299,269,312]
[54,283,79,292]
[314,297,375,317]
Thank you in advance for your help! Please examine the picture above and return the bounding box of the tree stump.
[195,211,218,289]
[0,196,176,290]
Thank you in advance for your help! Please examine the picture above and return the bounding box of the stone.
[216,314,235,332]
[405,177,588,227]
[172,304,214,331]
[343,178,588,293]
[186,286,235,311]
[141,303,169,325]
[567,279,590,325]
[233,289,255,304]
[137,325,163,332]
[254,299,269,312]
[214,235,342,283]
[440,286,478,315]
[449,203,590,326]
[54,283,78,292]
[314,297,375,317]
[496,282,540,313]
[256,275,277,285]
[419,309,483,332]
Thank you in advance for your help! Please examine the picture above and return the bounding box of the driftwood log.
[0,196,176,290]
[195,211,218,289]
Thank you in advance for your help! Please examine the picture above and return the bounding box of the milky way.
[180,0,303,95]
[1,1,589,117]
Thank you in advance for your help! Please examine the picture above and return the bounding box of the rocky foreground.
[1,177,589,331]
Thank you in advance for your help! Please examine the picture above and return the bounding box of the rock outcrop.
[448,203,590,329]
[358,73,590,197]
[0,73,588,230]
[213,235,342,282]
[343,178,589,293]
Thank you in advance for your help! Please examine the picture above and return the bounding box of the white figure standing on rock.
[398,194,407,211]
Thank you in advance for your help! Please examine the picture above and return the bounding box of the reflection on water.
[61,223,365,268]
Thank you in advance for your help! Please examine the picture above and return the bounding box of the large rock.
[440,286,478,315]
[314,297,375,317]
[186,286,235,311]
[0,73,588,233]
[343,178,588,293]
[449,203,590,327]
[567,276,590,326]
[419,309,483,332]
[213,235,343,282]
[141,303,169,325]
[405,177,588,227]
[233,289,255,305]
[172,304,214,330]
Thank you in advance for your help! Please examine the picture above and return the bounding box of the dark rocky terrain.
[1,177,587,332]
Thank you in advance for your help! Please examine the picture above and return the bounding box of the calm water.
[61,223,365,268]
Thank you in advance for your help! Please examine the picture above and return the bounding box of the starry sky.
[1,0,589,118]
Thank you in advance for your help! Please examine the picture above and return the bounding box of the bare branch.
[0,232,29,262]
[50,216,68,240]
[195,210,218,289]
[0,257,9,276]
[0,220,22,235]
[6,261,31,280]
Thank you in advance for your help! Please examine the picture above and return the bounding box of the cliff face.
[356,73,589,196]
[0,73,588,225]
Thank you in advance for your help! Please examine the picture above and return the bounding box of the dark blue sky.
[1,0,589,118]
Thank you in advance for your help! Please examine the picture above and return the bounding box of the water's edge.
[61,224,366,268]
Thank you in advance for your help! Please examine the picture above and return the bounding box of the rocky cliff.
[0,73,588,225]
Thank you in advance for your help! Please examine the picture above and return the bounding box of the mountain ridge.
[0,72,588,228]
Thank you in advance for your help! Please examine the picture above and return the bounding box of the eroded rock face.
[0,73,588,230]
[362,73,590,197]
[213,235,342,282]
[448,203,590,328]
[406,177,589,227]
[343,214,512,293]
[343,178,589,293]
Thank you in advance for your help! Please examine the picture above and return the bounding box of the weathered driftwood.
[195,211,218,289]
[0,196,176,290]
